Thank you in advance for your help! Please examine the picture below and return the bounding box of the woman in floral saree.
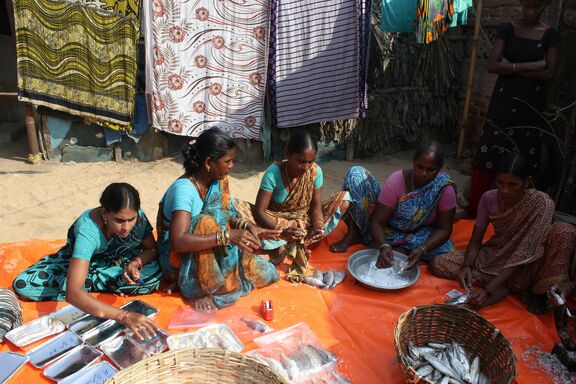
[157,128,280,311]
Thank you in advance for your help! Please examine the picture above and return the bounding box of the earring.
[207,167,211,173]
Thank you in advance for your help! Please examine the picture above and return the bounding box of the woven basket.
[106,348,290,384]
[394,304,517,384]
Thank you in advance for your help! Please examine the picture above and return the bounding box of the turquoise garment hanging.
[449,0,472,28]
[380,0,417,33]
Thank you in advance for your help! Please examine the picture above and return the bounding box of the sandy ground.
[0,137,468,243]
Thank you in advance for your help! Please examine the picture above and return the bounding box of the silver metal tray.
[167,324,243,352]
[50,305,86,326]
[347,249,420,291]
[27,331,83,368]
[0,352,28,384]
[128,328,169,355]
[67,316,109,337]
[5,316,65,347]
[121,299,159,318]
[100,336,149,369]
[82,321,124,347]
[43,344,102,382]
[58,361,117,384]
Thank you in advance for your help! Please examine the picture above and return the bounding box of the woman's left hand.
[469,288,489,307]
[405,247,425,269]
[307,227,325,243]
[123,261,141,285]
[249,225,282,241]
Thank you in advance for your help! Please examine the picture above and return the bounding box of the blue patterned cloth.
[342,166,381,243]
[386,173,456,259]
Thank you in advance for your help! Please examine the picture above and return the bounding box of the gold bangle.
[379,243,392,251]
[513,63,516,72]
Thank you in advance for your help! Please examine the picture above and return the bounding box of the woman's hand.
[122,311,159,341]
[549,282,575,301]
[459,266,473,292]
[375,246,393,269]
[405,247,425,270]
[248,225,282,241]
[123,260,141,285]
[306,227,325,244]
[229,229,260,253]
[281,227,306,242]
[469,288,489,307]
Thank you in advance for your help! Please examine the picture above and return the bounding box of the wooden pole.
[457,0,483,158]
[24,103,42,162]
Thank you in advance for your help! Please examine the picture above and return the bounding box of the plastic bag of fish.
[249,322,351,383]
[302,269,346,289]
[247,343,343,383]
[166,324,243,352]
[405,341,489,384]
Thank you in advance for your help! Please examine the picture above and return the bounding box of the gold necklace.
[191,174,206,200]
[284,163,293,192]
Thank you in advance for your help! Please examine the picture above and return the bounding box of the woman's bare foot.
[269,245,286,265]
[165,280,179,295]
[330,220,360,253]
[194,296,216,312]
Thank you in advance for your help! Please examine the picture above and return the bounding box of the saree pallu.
[144,0,268,139]
[386,173,456,259]
[14,0,139,126]
[342,166,381,243]
[13,215,162,301]
[235,163,348,282]
[158,178,278,308]
[430,190,574,294]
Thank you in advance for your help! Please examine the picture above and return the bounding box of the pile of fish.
[302,269,346,289]
[405,341,489,384]
[252,343,339,381]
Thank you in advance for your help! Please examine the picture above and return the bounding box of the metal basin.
[347,249,420,291]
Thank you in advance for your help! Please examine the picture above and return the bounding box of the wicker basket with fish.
[394,304,516,384]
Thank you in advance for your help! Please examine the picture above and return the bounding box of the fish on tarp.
[323,270,335,288]
[240,318,273,333]
[303,276,326,288]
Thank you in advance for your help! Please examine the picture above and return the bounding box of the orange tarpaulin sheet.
[0,220,563,383]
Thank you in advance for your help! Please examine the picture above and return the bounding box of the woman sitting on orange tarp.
[156,128,281,312]
[12,183,162,340]
[430,153,576,313]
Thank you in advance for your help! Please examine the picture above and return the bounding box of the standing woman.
[13,183,162,339]
[157,128,280,311]
[466,0,559,217]
[431,153,576,312]
[235,130,350,282]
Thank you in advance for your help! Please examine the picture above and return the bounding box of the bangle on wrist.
[379,243,392,251]
[117,309,129,325]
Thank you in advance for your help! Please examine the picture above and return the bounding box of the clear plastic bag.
[168,307,215,329]
[247,323,349,383]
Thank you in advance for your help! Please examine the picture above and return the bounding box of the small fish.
[323,270,335,288]
[422,354,459,380]
[431,369,443,381]
[429,342,448,350]
[447,348,469,382]
[301,344,324,369]
[410,346,436,359]
[332,372,352,384]
[312,269,324,281]
[416,365,434,377]
[469,356,480,384]
[454,343,471,372]
[240,317,272,333]
[281,355,300,380]
[303,276,326,288]
[332,270,346,287]
[478,372,489,384]
[307,344,337,365]
[440,376,450,384]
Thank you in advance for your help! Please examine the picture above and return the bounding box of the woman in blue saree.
[332,142,457,270]
[157,128,280,311]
